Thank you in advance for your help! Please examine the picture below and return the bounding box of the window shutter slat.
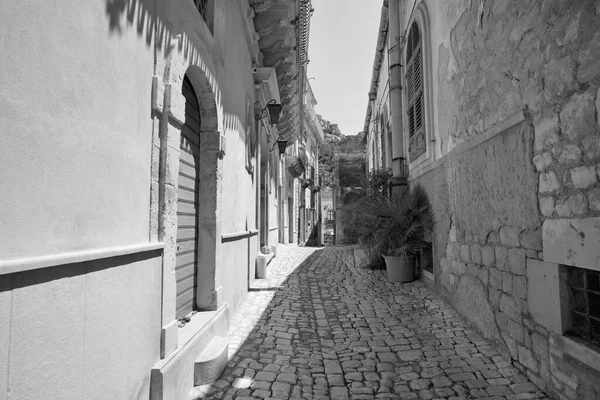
[406,22,426,160]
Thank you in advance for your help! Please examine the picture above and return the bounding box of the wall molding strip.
[221,229,259,243]
[0,242,165,276]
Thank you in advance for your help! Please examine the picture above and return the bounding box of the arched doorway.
[175,74,202,319]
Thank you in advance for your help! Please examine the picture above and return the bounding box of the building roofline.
[362,0,389,136]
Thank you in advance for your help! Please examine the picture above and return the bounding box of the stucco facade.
[0,1,311,399]
[364,1,600,398]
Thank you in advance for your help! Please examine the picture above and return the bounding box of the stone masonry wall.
[421,0,600,399]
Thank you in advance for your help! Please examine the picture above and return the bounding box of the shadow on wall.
[105,0,226,128]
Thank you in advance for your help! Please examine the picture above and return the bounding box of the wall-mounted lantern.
[257,99,282,125]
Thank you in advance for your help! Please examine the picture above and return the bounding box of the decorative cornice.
[257,19,287,37]
[264,38,285,53]
[270,56,286,69]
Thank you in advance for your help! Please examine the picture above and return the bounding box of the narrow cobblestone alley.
[195,246,547,400]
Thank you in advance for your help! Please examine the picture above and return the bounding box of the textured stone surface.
[445,122,540,241]
[539,172,560,193]
[203,246,545,399]
[570,166,597,189]
[560,91,596,141]
[543,218,600,269]
[526,259,564,334]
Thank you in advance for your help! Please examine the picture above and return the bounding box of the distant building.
[333,134,367,245]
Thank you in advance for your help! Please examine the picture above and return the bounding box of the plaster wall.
[0,252,162,400]
[151,0,260,322]
[0,0,155,260]
[402,0,600,398]
[1,0,265,398]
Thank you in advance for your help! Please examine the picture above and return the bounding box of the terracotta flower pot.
[382,255,415,283]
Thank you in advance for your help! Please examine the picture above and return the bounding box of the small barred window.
[566,265,600,347]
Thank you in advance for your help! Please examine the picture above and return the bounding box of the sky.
[307,0,383,136]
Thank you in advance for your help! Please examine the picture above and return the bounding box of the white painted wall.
[0,254,161,400]
[0,0,154,260]
[0,0,265,397]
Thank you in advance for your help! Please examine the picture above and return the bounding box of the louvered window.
[406,22,426,160]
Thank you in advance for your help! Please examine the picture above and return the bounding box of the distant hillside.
[318,115,343,176]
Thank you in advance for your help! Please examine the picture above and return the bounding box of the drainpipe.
[388,0,407,194]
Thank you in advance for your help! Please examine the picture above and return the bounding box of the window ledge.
[550,334,600,373]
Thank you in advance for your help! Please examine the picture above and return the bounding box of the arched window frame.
[402,3,435,169]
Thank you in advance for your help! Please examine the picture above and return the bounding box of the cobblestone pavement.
[197,245,548,400]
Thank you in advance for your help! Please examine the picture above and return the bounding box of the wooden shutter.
[176,75,200,319]
[406,22,426,160]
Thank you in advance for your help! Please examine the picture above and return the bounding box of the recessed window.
[406,22,426,160]
[566,265,600,347]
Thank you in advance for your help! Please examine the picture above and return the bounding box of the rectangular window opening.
[566,265,600,348]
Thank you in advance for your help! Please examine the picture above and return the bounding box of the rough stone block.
[495,246,509,271]
[570,165,597,188]
[513,275,527,300]
[534,113,559,151]
[478,267,489,285]
[561,90,596,141]
[508,248,526,275]
[543,56,576,102]
[539,196,555,217]
[499,294,522,322]
[533,152,552,171]
[489,288,501,308]
[496,311,509,334]
[567,193,588,215]
[558,145,582,164]
[543,217,600,269]
[454,261,467,276]
[527,259,566,334]
[490,268,503,290]
[454,275,500,340]
[481,246,495,267]
[508,320,525,343]
[467,263,478,277]
[502,333,519,360]
[470,245,482,264]
[555,199,572,218]
[582,135,600,161]
[539,171,560,193]
[517,346,538,373]
[588,188,600,211]
[460,245,471,263]
[487,231,500,245]
[531,332,548,359]
[519,229,542,251]
[502,272,513,294]
[500,226,520,247]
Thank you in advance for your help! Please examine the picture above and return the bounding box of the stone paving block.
[204,246,546,400]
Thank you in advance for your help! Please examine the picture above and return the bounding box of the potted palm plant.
[377,185,434,282]
[341,184,434,282]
